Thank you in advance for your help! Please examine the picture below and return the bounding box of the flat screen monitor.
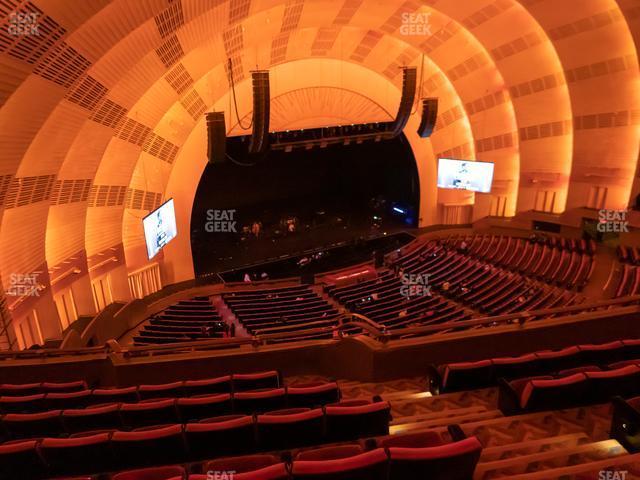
[437,158,494,193]
[143,198,177,260]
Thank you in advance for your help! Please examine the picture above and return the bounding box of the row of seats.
[20,429,482,480]
[617,245,640,265]
[431,338,640,392]
[446,234,596,290]
[614,263,640,297]
[0,370,282,413]
[0,400,392,478]
[0,382,341,439]
[0,380,88,396]
[223,285,340,340]
[135,297,226,346]
[498,362,640,415]
[388,241,580,316]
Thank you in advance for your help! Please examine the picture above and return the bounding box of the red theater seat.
[377,430,443,449]
[296,445,364,461]
[439,360,492,392]
[120,398,179,429]
[184,415,256,459]
[183,376,232,396]
[112,424,186,469]
[519,373,588,411]
[92,386,139,404]
[177,393,233,422]
[46,389,93,410]
[111,465,187,480]
[534,346,581,373]
[292,447,388,479]
[205,454,279,474]
[0,393,46,414]
[42,380,88,393]
[185,463,289,480]
[138,382,185,401]
[62,403,121,434]
[2,409,64,439]
[234,388,287,414]
[286,382,340,408]
[232,371,280,391]
[0,439,46,479]
[491,353,538,381]
[0,383,42,396]
[325,400,391,441]
[387,436,483,480]
[257,407,324,448]
[578,341,626,364]
[40,432,113,476]
[585,365,640,402]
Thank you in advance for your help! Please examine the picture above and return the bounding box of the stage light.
[393,207,406,214]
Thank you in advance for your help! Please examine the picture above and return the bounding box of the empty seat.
[0,439,47,479]
[296,445,364,461]
[42,380,88,393]
[120,399,179,429]
[387,436,483,480]
[292,447,388,479]
[92,386,139,404]
[177,393,233,422]
[62,403,121,434]
[519,373,588,412]
[437,360,492,392]
[232,371,280,391]
[234,388,287,414]
[287,382,340,408]
[112,465,187,480]
[112,424,186,469]
[40,432,113,476]
[138,382,184,401]
[257,408,324,449]
[0,383,42,397]
[579,341,627,364]
[325,400,391,441]
[183,376,232,396]
[586,365,640,402]
[2,409,63,439]
[377,431,443,449]
[184,415,255,460]
[0,394,46,414]
[491,354,537,381]
[205,454,280,475]
[46,389,93,410]
[534,346,581,373]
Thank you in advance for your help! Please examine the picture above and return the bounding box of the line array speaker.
[249,70,271,154]
[390,67,417,137]
[206,111,226,164]
[417,98,438,138]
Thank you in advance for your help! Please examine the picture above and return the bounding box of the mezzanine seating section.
[222,285,339,341]
[134,297,226,346]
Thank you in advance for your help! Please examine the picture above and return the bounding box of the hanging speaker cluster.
[417,98,438,138]
[206,111,226,165]
[248,70,271,155]
[390,67,417,138]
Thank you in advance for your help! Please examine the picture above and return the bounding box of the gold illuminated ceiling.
[0,0,638,315]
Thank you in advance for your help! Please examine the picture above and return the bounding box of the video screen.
[143,198,177,260]
[437,158,494,193]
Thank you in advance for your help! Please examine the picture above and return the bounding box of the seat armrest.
[447,424,467,442]
[497,377,520,416]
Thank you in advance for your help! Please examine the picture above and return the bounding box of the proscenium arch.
[156,57,438,283]
[0,0,636,348]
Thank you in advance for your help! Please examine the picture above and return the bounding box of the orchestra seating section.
[222,285,340,341]
[133,297,226,346]
[614,245,640,297]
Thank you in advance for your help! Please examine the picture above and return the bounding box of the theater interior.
[0,0,640,478]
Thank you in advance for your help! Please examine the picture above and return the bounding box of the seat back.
[586,365,640,402]
[112,424,186,469]
[491,354,537,381]
[520,373,588,411]
[0,394,46,414]
[257,408,324,449]
[232,371,280,391]
[42,380,88,394]
[46,389,92,410]
[3,410,63,439]
[441,360,492,392]
[325,401,391,441]
[62,403,122,434]
[287,382,340,408]
[92,386,139,404]
[292,448,388,480]
[112,465,187,480]
[119,399,179,429]
[0,439,46,479]
[184,415,256,460]
[183,376,232,396]
[387,436,482,480]
[40,432,113,476]
[234,388,287,414]
[177,393,233,422]
[138,382,185,401]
